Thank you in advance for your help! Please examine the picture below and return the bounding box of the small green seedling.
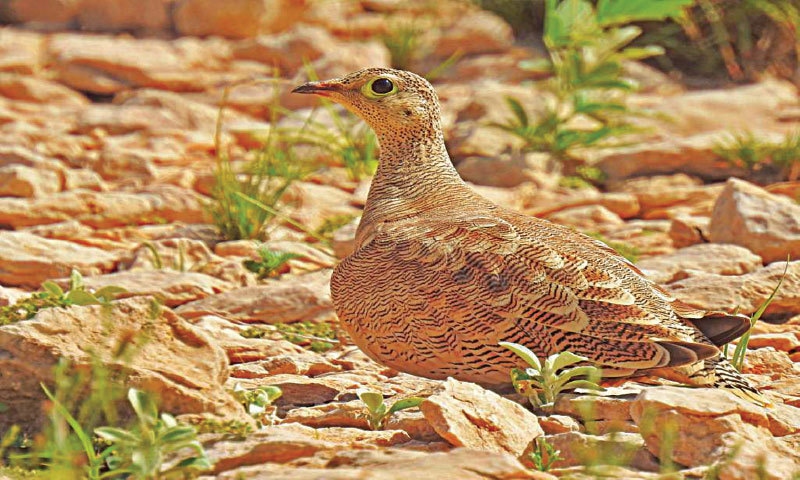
[1,270,126,326]
[357,391,425,431]
[500,342,603,411]
[231,383,282,426]
[530,436,563,472]
[95,388,211,478]
[243,246,302,279]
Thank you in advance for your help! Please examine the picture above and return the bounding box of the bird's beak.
[291,80,339,97]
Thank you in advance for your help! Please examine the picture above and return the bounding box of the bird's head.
[292,67,442,139]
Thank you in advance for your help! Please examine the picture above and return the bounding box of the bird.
[292,67,768,406]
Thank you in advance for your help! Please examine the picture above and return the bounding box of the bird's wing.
[359,212,721,371]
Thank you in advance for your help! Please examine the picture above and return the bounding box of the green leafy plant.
[714,130,800,182]
[194,419,252,439]
[243,246,302,279]
[529,436,562,472]
[493,0,690,180]
[357,391,425,431]
[230,383,282,427]
[95,388,211,479]
[729,260,788,371]
[500,342,602,411]
[0,270,126,326]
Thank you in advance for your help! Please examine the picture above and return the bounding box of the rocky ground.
[0,1,799,479]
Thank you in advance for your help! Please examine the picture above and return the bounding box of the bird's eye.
[371,78,393,94]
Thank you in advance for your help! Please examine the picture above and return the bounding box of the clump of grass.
[209,83,318,241]
[585,232,640,263]
[241,321,341,353]
[500,342,603,412]
[714,130,800,181]
[728,259,788,371]
[356,391,425,431]
[230,383,282,427]
[243,246,302,279]
[0,270,125,326]
[194,419,252,439]
[493,0,689,183]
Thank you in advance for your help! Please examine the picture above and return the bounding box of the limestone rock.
[76,0,170,32]
[637,243,763,284]
[668,214,710,248]
[0,29,43,74]
[709,178,800,263]
[0,164,61,197]
[0,231,118,287]
[434,10,513,58]
[174,0,305,38]
[0,297,243,434]
[212,446,548,479]
[630,387,799,478]
[60,270,233,307]
[545,205,625,232]
[420,378,543,456]
[0,73,88,105]
[4,0,79,25]
[666,261,800,316]
[546,431,657,471]
[176,269,334,323]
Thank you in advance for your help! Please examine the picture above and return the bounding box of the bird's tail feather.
[703,356,772,407]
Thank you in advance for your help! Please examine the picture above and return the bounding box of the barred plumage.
[293,68,769,406]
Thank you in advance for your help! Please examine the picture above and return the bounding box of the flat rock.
[631,387,799,478]
[665,260,800,316]
[176,269,335,323]
[709,178,800,263]
[0,73,88,105]
[596,133,743,182]
[0,230,118,287]
[213,447,550,479]
[61,270,234,307]
[0,186,207,229]
[420,378,543,456]
[0,297,244,434]
[0,164,62,197]
[637,243,763,284]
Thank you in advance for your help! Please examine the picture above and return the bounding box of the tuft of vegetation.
[194,419,252,439]
[240,320,341,353]
[529,436,562,472]
[94,388,211,479]
[230,383,282,427]
[500,342,603,411]
[209,83,318,241]
[356,391,425,431]
[729,260,788,371]
[0,270,125,326]
[585,232,641,263]
[714,130,800,182]
[243,246,302,279]
[493,0,690,183]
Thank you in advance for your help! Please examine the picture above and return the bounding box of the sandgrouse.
[293,67,767,406]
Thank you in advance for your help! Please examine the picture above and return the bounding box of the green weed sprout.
[243,246,302,279]
[1,270,126,326]
[357,391,425,431]
[530,436,562,472]
[95,388,211,479]
[231,383,282,426]
[714,130,800,181]
[500,342,603,411]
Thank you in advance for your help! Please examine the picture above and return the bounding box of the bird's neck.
[360,128,469,225]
